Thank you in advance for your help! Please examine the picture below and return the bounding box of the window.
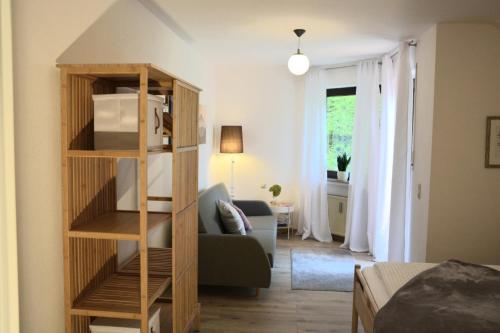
[326,87,356,179]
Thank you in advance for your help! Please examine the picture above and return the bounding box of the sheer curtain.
[342,60,380,252]
[387,43,414,261]
[297,68,333,243]
[368,55,396,261]
[370,54,397,261]
[343,44,416,262]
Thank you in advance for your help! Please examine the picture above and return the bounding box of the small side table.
[270,202,294,240]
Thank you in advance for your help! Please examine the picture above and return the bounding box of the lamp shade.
[288,52,310,75]
[220,126,243,153]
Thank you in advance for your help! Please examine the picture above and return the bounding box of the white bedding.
[362,262,500,310]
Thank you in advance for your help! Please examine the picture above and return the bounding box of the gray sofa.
[198,183,276,289]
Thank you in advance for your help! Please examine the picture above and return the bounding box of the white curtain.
[387,43,414,261]
[343,44,416,262]
[297,68,332,243]
[370,54,397,261]
[342,60,380,252]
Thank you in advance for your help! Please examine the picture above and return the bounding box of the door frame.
[0,0,20,332]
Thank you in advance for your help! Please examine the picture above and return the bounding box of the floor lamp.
[220,126,243,198]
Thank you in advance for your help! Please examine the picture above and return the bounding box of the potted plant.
[337,153,351,182]
[269,184,282,204]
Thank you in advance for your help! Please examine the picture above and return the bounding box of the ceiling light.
[288,29,310,76]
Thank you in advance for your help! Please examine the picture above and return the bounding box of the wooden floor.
[198,233,373,333]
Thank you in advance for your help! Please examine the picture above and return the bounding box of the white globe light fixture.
[288,29,310,76]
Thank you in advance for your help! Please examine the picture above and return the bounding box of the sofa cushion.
[248,216,277,232]
[247,229,276,266]
[232,200,273,216]
[198,183,232,234]
[231,203,252,230]
[217,200,246,235]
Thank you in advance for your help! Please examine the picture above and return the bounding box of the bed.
[352,262,500,333]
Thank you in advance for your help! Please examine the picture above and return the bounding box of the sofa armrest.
[232,200,272,216]
[198,233,271,288]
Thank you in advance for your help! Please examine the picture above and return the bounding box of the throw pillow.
[216,199,246,235]
[231,203,252,231]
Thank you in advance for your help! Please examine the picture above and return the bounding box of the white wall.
[409,25,437,262]
[210,64,358,204]
[13,1,116,331]
[426,22,500,264]
[408,22,500,264]
[13,0,214,332]
[210,64,303,202]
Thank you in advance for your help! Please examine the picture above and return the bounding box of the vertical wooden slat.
[139,68,149,333]
[172,151,198,211]
[68,159,118,333]
[63,72,119,333]
[61,68,73,333]
[172,81,179,333]
[173,81,198,149]
[172,80,200,333]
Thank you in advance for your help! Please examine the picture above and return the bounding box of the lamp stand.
[230,156,235,198]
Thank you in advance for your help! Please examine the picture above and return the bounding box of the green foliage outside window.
[327,95,356,171]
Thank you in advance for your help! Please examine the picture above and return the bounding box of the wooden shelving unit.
[71,274,171,319]
[58,63,201,333]
[68,211,172,241]
[120,248,173,276]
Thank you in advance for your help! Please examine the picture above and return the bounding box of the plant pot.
[337,171,349,182]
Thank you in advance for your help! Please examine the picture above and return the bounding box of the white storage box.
[93,93,165,150]
[89,306,160,333]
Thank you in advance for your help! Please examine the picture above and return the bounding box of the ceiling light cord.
[293,28,306,54]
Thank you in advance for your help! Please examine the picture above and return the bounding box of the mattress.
[362,262,500,310]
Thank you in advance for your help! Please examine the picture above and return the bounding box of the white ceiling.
[150,0,500,66]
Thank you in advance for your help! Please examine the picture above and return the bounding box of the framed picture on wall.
[485,116,500,168]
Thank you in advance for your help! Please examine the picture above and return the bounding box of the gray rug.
[291,248,355,292]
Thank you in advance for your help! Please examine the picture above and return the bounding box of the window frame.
[326,86,356,180]
[326,86,356,98]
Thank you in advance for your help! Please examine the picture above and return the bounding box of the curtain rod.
[324,40,417,71]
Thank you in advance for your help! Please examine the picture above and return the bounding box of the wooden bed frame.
[352,264,379,333]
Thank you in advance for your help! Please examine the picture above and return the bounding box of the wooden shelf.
[69,211,171,240]
[149,144,172,154]
[67,149,140,159]
[120,247,172,277]
[71,274,171,319]
[67,145,172,159]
